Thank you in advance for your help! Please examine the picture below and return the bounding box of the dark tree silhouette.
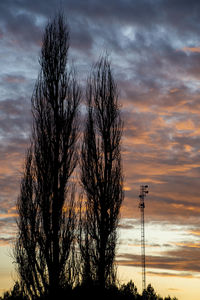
[0,281,179,300]
[14,14,80,298]
[143,284,157,300]
[79,56,124,289]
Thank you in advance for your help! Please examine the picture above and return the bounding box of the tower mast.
[139,185,149,292]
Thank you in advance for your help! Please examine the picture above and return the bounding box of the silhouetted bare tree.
[79,56,124,289]
[14,14,80,298]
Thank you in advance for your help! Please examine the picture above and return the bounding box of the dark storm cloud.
[148,271,194,279]
[0,0,199,56]
[0,2,43,48]
[117,241,200,275]
[2,75,26,84]
[0,218,17,240]
[0,96,31,224]
[0,98,31,140]
[5,13,42,47]
[118,218,136,230]
[0,0,199,97]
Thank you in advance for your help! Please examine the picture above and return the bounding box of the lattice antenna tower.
[139,185,149,292]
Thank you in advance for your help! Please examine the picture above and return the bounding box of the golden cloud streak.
[173,242,200,249]
[182,46,200,53]
[0,213,17,219]
[188,230,200,236]
[147,271,194,279]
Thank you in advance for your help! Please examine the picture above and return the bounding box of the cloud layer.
[1,1,200,296]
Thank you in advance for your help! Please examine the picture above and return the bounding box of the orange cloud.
[174,242,200,249]
[184,144,192,152]
[169,88,180,94]
[188,230,200,237]
[175,119,195,131]
[171,204,200,213]
[0,212,17,219]
[124,186,131,191]
[182,46,200,53]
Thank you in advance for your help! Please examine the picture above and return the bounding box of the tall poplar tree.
[14,14,80,298]
[79,56,124,289]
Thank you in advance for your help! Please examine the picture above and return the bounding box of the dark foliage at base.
[0,281,178,300]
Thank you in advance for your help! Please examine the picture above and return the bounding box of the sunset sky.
[1,1,200,299]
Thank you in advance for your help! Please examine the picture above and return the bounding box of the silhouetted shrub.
[143,284,157,300]
[0,282,178,300]
[120,280,138,299]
